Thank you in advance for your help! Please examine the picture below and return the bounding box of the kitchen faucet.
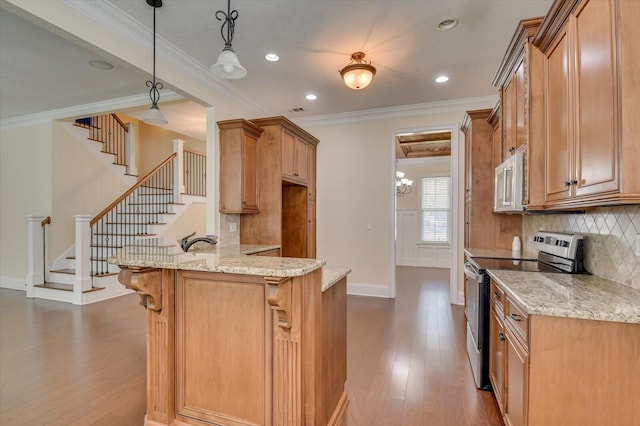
[180,232,217,252]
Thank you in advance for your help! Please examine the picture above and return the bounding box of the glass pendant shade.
[341,66,375,90]
[211,49,247,79]
[143,104,168,124]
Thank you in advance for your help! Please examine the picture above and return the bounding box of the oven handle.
[464,263,479,281]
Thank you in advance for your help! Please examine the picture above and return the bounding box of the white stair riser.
[47,272,75,285]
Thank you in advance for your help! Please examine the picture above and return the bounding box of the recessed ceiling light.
[437,18,459,31]
[88,60,114,70]
[265,53,280,62]
[435,75,449,83]
[306,94,317,101]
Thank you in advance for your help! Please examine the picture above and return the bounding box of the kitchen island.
[110,239,349,426]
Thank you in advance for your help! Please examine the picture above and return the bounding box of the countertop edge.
[322,267,351,292]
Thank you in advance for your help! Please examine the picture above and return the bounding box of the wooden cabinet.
[241,116,319,258]
[282,129,309,184]
[218,119,264,214]
[533,0,640,208]
[461,110,521,250]
[488,102,503,171]
[492,17,546,209]
[489,277,640,425]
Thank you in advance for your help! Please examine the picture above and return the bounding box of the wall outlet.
[229,222,237,232]
[636,234,640,257]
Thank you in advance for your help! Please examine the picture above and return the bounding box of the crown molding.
[62,0,268,116]
[291,95,498,128]
[0,91,182,130]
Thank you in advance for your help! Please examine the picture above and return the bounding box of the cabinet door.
[505,328,528,426]
[545,29,572,203]
[503,78,516,160]
[515,60,526,150]
[295,138,308,182]
[307,143,316,200]
[489,305,506,413]
[241,133,259,212]
[282,129,296,179]
[573,0,619,198]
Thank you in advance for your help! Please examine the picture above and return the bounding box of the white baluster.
[173,139,185,204]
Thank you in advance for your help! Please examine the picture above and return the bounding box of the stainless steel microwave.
[494,148,525,212]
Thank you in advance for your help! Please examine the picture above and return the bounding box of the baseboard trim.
[396,259,451,268]
[347,282,392,298]
[0,277,26,291]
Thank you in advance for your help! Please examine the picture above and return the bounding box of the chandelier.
[396,171,413,196]
[339,52,376,90]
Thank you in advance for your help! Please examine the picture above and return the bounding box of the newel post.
[125,122,138,177]
[73,215,92,305]
[173,139,185,204]
[26,215,46,297]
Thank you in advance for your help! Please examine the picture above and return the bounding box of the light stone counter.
[322,267,351,292]
[487,269,640,324]
[108,238,324,277]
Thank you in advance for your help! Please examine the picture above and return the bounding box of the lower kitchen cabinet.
[489,278,640,425]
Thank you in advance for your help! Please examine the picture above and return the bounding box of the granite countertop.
[465,247,538,261]
[322,267,351,292]
[487,269,640,324]
[108,238,324,278]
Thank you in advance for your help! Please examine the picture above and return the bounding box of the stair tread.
[105,222,167,225]
[90,244,123,249]
[93,273,118,278]
[92,233,158,237]
[128,202,182,205]
[116,212,175,215]
[34,283,107,293]
[49,268,75,275]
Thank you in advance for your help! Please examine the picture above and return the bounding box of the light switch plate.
[229,222,237,232]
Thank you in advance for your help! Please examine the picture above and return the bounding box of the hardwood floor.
[0,267,502,425]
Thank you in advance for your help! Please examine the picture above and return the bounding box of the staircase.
[27,114,207,305]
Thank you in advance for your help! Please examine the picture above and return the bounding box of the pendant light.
[211,0,247,79]
[339,52,376,90]
[143,0,168,124]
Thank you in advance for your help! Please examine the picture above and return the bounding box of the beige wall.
[303,111,465,295]
[0,123,53,282]
[162,202,207,240]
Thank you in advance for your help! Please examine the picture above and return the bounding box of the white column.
[125,122,138,176]
[172,139,185,204]
[73,215,92,305]
[26,215,45,297]
[205,107,219,237]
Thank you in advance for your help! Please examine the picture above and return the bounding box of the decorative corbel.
[118,267,163,311]
[266,277,292,330]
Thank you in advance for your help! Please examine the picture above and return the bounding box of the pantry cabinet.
[218,119,264,214]
[533,0,640,208]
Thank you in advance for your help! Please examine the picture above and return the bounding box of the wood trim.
[250,116,320,146]
[492,17,544,87]
[266,277,293,329]
[533,0,582,52]
[111,113,129,133]
[461,108,493,134]
[90,153,176,226]
[117,267,163,311]
[487,101,501,129]
[217,118,264,139]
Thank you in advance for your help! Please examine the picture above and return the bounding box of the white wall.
[301,110,469,298]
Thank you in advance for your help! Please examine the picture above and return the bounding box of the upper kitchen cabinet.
[492,17,546,210]
[218,119,264,214]
[462,110,521,250]
[487,102,502,172]
[280,125,316,186]
[533,0,640,208]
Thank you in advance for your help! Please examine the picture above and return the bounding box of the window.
[421,176,450,242]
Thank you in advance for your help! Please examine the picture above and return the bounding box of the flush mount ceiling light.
[339,52,377,90]
[265,53,280,62]
[143,0,167,125]
[306,94,317,101]
[435,75,449,83]
[211,0,247,79]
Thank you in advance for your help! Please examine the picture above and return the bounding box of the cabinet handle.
[493,291,502,299]
[498,332,506,342]
[564,181,571,187]
[510,313,523,322]
[571,180,578,185]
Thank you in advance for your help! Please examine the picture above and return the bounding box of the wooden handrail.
[41,216,51,227]
[111,113,129,133]
[91,153,176,226]
[183,147,206,156]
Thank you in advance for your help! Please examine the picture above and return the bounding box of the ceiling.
[0,0,554,141]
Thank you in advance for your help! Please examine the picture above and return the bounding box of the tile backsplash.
[522,205,640,290]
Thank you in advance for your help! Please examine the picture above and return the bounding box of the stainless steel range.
[464,231,587,390]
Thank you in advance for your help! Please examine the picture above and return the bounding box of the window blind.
[421,176,450,242]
